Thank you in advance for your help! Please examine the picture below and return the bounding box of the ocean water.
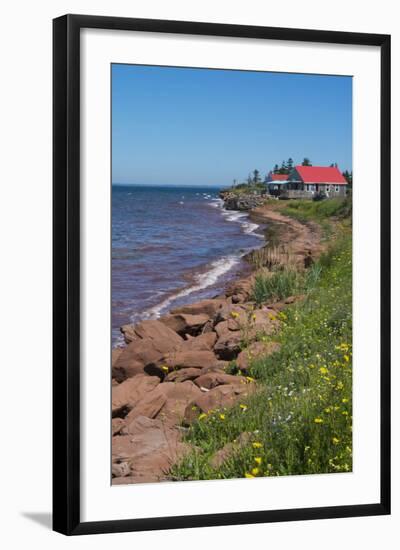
[112,185,265,345]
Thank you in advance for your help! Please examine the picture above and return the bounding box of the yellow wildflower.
[244,473,255,479]
[219,414,225,420]
[198,413,207,420]
[239,404,248,411]
[342,398,349,403]
[332,437,340,445]
[252,442,262,449]
[161,365,169,372]
[230,311,239,319]
[343,355,350,362]
[314,418,323,424]
[254,457,262,465]
[251,467,259,476]
[319,367,328,375]
[246,376,255,383]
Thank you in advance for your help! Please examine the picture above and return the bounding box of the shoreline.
[112,198,325,484]
[112,200,268,348]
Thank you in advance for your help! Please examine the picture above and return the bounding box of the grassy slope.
[171,199,352,481]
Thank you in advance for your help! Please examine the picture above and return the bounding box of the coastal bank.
[111,195,352,484]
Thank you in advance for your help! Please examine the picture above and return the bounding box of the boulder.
[112,374,160,417]
[199,363,229,376]
[237,341,281,373]
[194,372,248,390]
[209,432,252,469]
[159,313,209,336]
[213,304,248,326]
[123,386,168,423]
[123,381,202,426]
[184,383,255,423]
[120,324,137,344]
[112,416,191,483]
[170,298,225,318]
[179,332,217,352]
[214,329,242,360]
[112,327,183,382]
[163,350,220,370]
[246,308,278,339]
[133,319,183,347]
[164,367,201,383]
[214,320,231,338]
[112,418,125,436]
[112,347,124,366]
[225,276,254,302]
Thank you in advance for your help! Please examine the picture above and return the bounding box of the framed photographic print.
[53,14,391,535]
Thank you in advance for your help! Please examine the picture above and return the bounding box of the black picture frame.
[53,14,391,536]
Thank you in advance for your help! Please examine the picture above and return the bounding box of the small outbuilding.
[265,172,290,195]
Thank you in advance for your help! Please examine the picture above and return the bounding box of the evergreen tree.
[253,169,261,183]
[302,157,312,166]
[287,157,294,172]
[279,160,287,174]
[273,164,279,174]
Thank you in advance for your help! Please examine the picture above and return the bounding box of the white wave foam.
[132,254,240,321]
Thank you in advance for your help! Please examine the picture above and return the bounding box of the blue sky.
[112,64,352,187]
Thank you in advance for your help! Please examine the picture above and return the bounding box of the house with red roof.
[268,165,348,199]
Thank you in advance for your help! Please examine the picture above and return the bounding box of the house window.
[335,185,339,192]
[326,185,330,192]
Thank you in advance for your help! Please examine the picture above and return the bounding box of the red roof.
[294,165,347,184]
[269,173,289,181]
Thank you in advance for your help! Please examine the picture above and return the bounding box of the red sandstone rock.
[214,329,242,360]
[237,341,281,373]
[184,383,255,423]
[178,331,217,351]
[133,319,183,346]
[112,416,191,483]
[159,313,209,336]
[163,350,220,370]
[170,298,226,318]
[209,432,252,469]
[194,372,247,390]
[164,368,201,383]
[112,328,182,382]
[112,374,160,417]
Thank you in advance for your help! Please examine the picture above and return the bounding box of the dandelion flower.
[252,442,262,449]
[244,473,255,479]
[230,311,240,319]
[239,404,248,411]
[319,367,328,375]
[198,413,207,420]
[219,414,225,420]
[314,417,323,424]
[251,467,259,476]
[161,365,169,372]
[254,457,262,465]
[332,437,340,445]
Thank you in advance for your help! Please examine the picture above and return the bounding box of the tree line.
[232,157,352,187]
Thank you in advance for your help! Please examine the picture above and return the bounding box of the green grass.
[170,231,352,481]
[251,263,322,306]
[282,196,352,223]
